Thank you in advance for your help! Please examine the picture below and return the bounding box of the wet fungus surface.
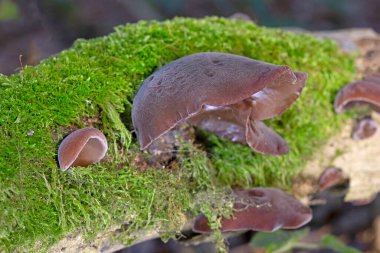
[132,52,307,155]
[192,187,312,233]
[58,127,108,171]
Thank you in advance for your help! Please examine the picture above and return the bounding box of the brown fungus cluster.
[193,188,312,233]
[132,52,307,155]
[335,74,380,140]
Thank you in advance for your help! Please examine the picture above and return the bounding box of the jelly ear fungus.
[192,187,312,233]
[58,127,108,171]
[132,52,307,155]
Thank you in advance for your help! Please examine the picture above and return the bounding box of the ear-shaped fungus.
[318,166,348,191]
[335,74,380,113]
[193,187,312,233]
[352,116,377,140]
[58,127,108,171]
[132,52,307,155]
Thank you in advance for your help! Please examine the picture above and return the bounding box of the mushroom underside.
[189,102,289,155]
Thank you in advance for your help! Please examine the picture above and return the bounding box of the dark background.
[1,0,380,75]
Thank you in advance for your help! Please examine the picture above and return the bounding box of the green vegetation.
[0,0,20,21]
[0,17,355,251]
[251,229,361,253]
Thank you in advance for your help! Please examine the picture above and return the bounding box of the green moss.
[0,17,355,251]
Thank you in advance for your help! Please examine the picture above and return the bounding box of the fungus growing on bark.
[334,74,380,114]
[351,116,377,140]
[192,187,312,233]
[58,127,108,171]
[318,166,348,191]
[132,52,307,155]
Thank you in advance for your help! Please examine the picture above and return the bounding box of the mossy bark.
[0,17,355,252]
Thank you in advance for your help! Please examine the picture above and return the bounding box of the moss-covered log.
[0,17,355,252]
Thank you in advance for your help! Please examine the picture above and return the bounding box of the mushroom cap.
[193,187,312,233]
[334,74,380,113]
[132,52,306,151]
[58,127,108,171]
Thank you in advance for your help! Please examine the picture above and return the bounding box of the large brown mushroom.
[193,187,312,233]
[58,127,108,171]
[132,52,307,155]
[334,74,380,113]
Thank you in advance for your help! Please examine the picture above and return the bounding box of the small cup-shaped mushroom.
[132,52,307,155]
[334,74,380,114]
[58,127,108,171]
[193,187,312,233]
[352,116,377,140]
[318,166,348,191]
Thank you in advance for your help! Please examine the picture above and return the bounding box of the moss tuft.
[0,17,355,251]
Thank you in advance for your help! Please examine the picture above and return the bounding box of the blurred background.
[1,1,380,252]
[0,0,380,75]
